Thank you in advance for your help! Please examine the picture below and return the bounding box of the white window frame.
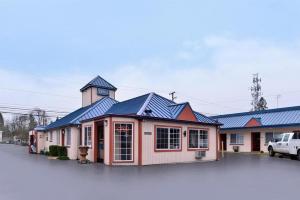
[188,129,209,150]
[230,133,244,145]
[97,88,109,96]
[155,126,181,151]
[84,126,92,147]
[114,123,134,162]
[65,128,71,146]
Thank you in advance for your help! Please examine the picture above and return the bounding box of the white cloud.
[110,36,300,115]
[1,36,300,119]
[0,68,89,120]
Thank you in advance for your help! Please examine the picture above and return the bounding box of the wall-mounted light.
[104,120,108,127]
[183,131,187,137]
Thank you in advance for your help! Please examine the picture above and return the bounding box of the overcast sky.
[1,0,300,119]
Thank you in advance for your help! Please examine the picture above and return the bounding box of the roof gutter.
[220,123,300,131]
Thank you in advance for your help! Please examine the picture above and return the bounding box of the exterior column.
[138,120,143,166]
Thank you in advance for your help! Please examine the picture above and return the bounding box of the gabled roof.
[104,92,219,125]
[168,103,188,118]
[106,93,150,115]
[46,97,117,130]
[34,125,46,132]
[80,75,117,92]
[212,106,300,130]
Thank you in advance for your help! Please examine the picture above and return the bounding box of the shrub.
[49,145,68,157]
[57,146,67,157]
[44,151,50,156]
[57,156,70,160]
[49,145,59,157]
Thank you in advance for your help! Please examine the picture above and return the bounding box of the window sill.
[154,149,182,153]
[188,148,209,151]
[113,160,134,163]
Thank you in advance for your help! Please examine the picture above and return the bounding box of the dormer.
[80,76,117,107]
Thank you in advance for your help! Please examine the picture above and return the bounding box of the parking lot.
[0,144,299,200]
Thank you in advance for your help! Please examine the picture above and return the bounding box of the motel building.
[30,76,221,166]
[213,107,300,153]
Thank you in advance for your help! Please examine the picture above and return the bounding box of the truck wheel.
[268,147,275,157]
[297,150,300,161]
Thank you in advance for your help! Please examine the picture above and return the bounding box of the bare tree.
[30,108,49,126]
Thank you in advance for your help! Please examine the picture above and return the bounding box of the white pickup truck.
[268,132,300,160]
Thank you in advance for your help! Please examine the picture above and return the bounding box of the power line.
[0,106,69,114]
[0,87,79,99]
[0,102,75,112]
[0,111,64,118]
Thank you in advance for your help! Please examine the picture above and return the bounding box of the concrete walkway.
[0,144,299,200]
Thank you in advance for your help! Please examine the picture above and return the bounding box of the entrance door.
[251,132,261,152]
[97,124,104,162]
[220,134,227,151]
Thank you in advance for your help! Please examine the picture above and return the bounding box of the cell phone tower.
[251,73,262,111]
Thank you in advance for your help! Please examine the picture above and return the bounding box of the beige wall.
[29,130,46,153]
[44,129,60,151]
[82,117,218,166]
[221,126,300,153]
[37,132,46,153]
[81,121,95,162]
[142,120,217,165]
[82,87,115,107]
[66,127,80,160]
[44,127,80,160]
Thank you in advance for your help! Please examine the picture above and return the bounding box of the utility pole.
[276,94,281,108]
[169,91,177,101]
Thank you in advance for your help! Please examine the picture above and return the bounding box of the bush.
[49,145,59,157]
[57,156,70,160]
[49,145,68,157]
[44,151,50,156]
[57,146,67,157]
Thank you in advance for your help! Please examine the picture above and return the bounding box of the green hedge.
[57,156,70,160]
[49,145,67,157]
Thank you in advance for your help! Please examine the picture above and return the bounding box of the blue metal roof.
[105,92,218,125]
[212,106,300,130]
[46,106,91,130]
[80,75,117,92]
[105,93,150,115]
[34,125,46,132]
[78,97,118,122]
[141,93,175,118]
[194,112,218,124]
[46,92,219,129]
[168,103,187,118]
[46,97,117,130]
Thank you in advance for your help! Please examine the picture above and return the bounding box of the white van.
[268,132,300,160]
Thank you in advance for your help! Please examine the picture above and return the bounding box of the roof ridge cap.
[137,93,155,115]
[168,102,189,107]
[70,98,108,123]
